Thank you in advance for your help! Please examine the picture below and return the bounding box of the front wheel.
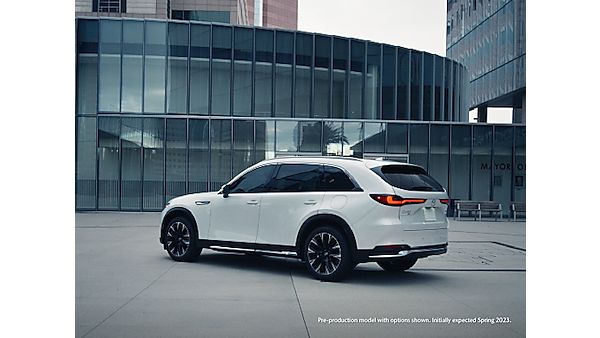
[164,217,201,262]
[303,227,354,282]
[377,258,418,272]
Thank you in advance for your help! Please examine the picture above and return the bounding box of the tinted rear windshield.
[371,165,445,192]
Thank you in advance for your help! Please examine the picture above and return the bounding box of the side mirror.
[222,184,231,198]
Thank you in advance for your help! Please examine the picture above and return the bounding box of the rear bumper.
[355,243,447,263]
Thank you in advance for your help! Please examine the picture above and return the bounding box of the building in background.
[446,0,525,123]
[75,0,298,29]
[75,17,526,214]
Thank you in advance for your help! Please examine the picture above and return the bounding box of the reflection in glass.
[167,23,189,114]
[189,119,209,192]
[386,123,408,154]
[323,122,345,156]
[233,120,254,175]
[429,125,449,188]
[423,53,433,121]
[444,59,453,121]
[411,51,422,120]
[298,121,322,152]
[275,121,298,154]
[434,56,444,120]
[332,38,348,118]
[255,62,272,116]
[210,120,232,191]
[314,36,331,118]
[190,24,210,114]
[295,33,312,118]
[121,118,142,210]
[98,117,120,209]
[349,41,364,119]
[122,21,143,113]
[450,125,470,200]
[343,122,363,157]
[76,117,97,209]
[143,118,165,210]
[77,19,98,115]
[472,125,492,201]
[397,48,410,120]
[212,26,232,116]
[409,124,428,170]
[365,43,380,119]
[255,120,275,162]
[363,123,385,153]
[382,45,395,120]
[233,27,253,116]
[166,119,187,201]
[144,22,166,114]
[275,31,293,117]
[99,20,121,112]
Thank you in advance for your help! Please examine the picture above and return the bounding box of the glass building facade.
[76,18,525,213]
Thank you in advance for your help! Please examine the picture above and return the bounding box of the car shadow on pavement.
[178,251,446,285]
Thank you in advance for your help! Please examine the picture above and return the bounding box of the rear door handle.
[247,200,259,205]
[304,200,318,205]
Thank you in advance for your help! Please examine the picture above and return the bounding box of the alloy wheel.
[307,232,342,275]
[166,221,191,258]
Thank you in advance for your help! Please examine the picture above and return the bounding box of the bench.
[455,201,480,220]
[454,201,503,221]
[510,202,526,221]
[479,201,502,221]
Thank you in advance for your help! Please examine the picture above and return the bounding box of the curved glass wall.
[75,18,524,213]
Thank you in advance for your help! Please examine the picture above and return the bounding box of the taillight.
[440,199,449,204]
[370,194,426,206]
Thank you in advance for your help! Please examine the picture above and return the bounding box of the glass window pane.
[121,21,143,113]
[212,26,232,60]
[434,56,444,120]
[493,126,514,212]
[332,38,348,119]
[167,23,189,114]
[77,20,98,115]
[233,28,253,116]
[255,120,275,162]
[76,117,97,209]
[254,62,272,117]
[430,124,449,188]
[365,43,380,120]
[411,51,423,120]
[364,122,385,153]
[230,165,275,193]
[444,59,453,121]
[387,123,408,154]
[144,22,166,114]
[397,48,410,120]
[275,121,298,154]
[323,166,357,191]
[190,24,210,115]
[472,125,493,201]
[314,36,331,118]
[349,41,364,119]
[450,125,470,200]
[323,121,343,156]
[275,63,292,117]
[143,118,165,210]
[343,122,363,157]
[382,45,395,120]
[409,123,428,170]
[121,118,142,210]
[255,29,274,63]
[295,33,312,117]
[234,27,253,61]
[276,31,293,64]
[210,120,232,191]
[233,120,254,176]
[514,127,525,202]
[299,121,322,152]
[99,20,121,112]
[166,119,187,201]
[268,164,321,192]
[189,119,209,193]
[98,117,119,209]
[212,60,231,115]
[423,53,433,121]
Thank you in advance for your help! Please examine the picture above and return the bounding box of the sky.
[298,0,512,123]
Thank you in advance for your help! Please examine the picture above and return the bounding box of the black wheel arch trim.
[160,207,198,248]
[295,214,359,261]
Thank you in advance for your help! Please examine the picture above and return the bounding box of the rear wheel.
[303,227,354,282]
[165,217,201,262]
[377,258,418,272]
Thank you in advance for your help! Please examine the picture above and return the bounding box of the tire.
[377,258,418,272]
[164,216,202,262]
[303,226,354,282]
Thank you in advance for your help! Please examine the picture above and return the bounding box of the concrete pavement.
[76,212,525,338]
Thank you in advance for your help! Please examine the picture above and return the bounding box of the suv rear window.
[372,165,444,192]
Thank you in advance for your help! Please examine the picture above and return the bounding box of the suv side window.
[322,165,360,191]
[268,164,322,192]
[229,165,275,193]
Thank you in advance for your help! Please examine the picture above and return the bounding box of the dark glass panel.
[423,53,433,121]
[190,24,210,115]
[493,126,514,212]
[430,124,449,188]
[167,23,189,114]
[188,119,209,192]
[99,20,121,112]
[98,117,120,209]
[294,33,312,117]
[410,51,423,120]
[210,120,232,191]
[77,20,99,115]
[166,119,187,201]
[77,19,98,54]
[349,40,365,119]
[364,122,385,153]
[212,59,231,115]
[76,117,97,209]
[255,29,274,63]
[190,24,210,58]
[295,33,312,67]
[444,59,453,121]
[323,166,358,191]
[365,43,381,119]
[120,118,142,210]
[387,123,408,154]
[121,21,143,113]
[397,48,410,120]
[233,27,253,117]
[233,120,254,176]
[450,125,470,200]
[254,62,272,116]
[274,63,292,117]
[144,22,166,113]
[212,26,232,60]
[409,123,428,170]
[234,27,253,61]
[230,165,275,194]
[472,125,493,201]
[143,118,165,210]
[382,45,395,120]
[332,38,348,119]
[434,56,444,120]
[314,35,331,118]
[276,31,294,64]
[267,164,321,192]
[514,127,526,202]
[298,121,322,152]
[343,122,363,157]
[255,120,275,162]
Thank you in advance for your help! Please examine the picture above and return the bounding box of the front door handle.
[247,200,259,205]
[195,200,210,205]
[304,200,318,205]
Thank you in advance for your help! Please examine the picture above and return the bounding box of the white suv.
[160,157,449,281]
